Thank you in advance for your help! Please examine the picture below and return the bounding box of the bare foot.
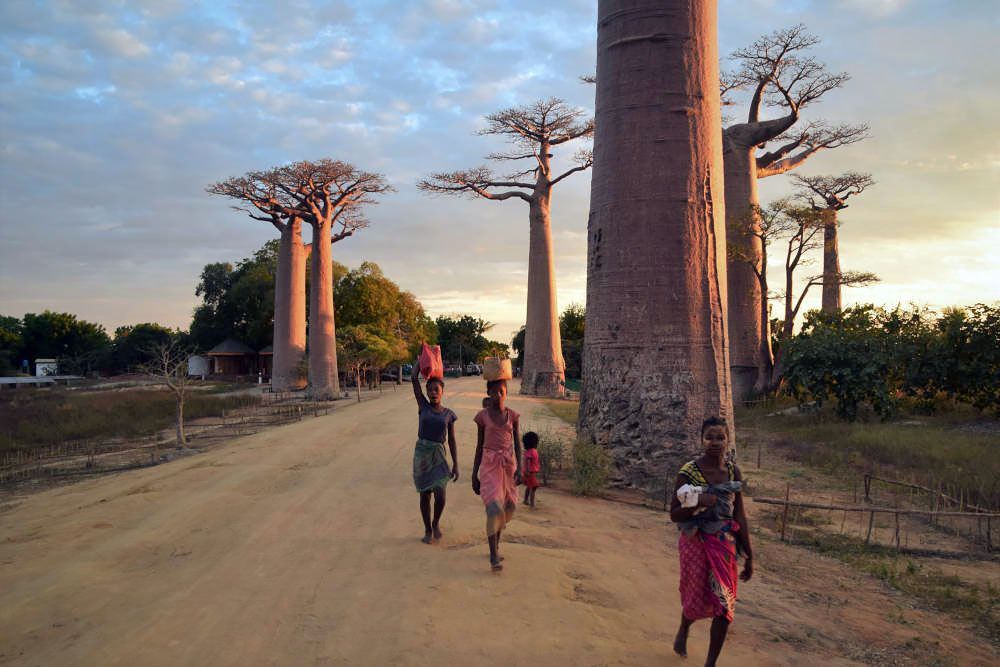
[673,627,688,658]
[421,532,433,544]
[432,525,443,541]
[490,559,503,571]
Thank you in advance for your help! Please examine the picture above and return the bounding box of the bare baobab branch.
[793,171,875,210]
[417,167,534,202]
[757,122,869,177]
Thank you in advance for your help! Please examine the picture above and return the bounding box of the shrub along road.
[0,378,985,666]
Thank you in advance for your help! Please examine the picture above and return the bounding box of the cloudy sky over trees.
[1,0,997,342]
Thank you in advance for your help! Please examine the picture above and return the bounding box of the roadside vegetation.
[0,388,259,451]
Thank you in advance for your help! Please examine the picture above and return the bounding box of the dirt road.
[2,379,864,666]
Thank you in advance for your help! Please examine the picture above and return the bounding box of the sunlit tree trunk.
[581,0,733,488]
[723,141,766,401]
[522,160,565,396]
[309,219,340,399]
[822,211,842,312]
[272,218,308,391]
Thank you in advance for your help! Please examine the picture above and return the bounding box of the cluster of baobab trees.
[209,2,879,489]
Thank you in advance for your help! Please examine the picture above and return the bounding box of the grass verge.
[799,531,999,642]
[0,389,261,451]
[541,399,579,427]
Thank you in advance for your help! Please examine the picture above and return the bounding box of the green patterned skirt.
[413,438,450,492]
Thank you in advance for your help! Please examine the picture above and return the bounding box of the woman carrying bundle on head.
[411,346,459,545]
[472,374,521,572]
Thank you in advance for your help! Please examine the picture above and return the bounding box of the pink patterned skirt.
[678,521,741,622]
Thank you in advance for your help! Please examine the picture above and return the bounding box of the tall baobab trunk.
[581,0,733,489]
[522,157,565,396]
[822,211,841,312]
[309,219,340,399]
[272,218,308,391]
[723,139,767,401]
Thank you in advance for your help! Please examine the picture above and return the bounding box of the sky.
[1,0,998,344]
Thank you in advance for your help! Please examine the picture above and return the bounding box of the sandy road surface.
[1,378,857,666]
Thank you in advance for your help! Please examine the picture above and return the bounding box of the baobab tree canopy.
[581,0,732,489]
[721,23,868,400]
[418,98,593,398]
[793,172,877,313]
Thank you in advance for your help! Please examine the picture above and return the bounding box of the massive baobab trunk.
[821,211,841,313]
[580,0,733,489]
[272,217,308,391]
[309,218,340,399]
[522,173,565,396]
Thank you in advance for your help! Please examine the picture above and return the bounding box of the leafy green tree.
[435,315,495,365]
[337,325,407,401]
[559,303,585,379]
[0,315,23,374]
[335,262,435,358]
[783,306,895,420]
[20,311,110,374]
[110,323,175,373]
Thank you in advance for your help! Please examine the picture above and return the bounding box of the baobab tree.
[275,160,392,400]
[721,24,867,399]
[793,171,875,312]
[733,200,877,388]
[581,1,732,488]
[418,98,594,397]
[207,172,310,392]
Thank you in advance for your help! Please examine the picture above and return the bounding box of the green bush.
[571,437,611,496]
[782,304,1000,420]
[534,428,567,485]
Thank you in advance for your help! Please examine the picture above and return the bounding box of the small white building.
[34,359,58,377]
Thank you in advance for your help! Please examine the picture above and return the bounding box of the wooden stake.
[865,511,875,545]
[780,483,790,542]
[894,511,901,551]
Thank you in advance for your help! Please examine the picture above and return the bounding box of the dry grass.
[0,388,260,451]
[738,404,1000,510]
[541,399,579,426]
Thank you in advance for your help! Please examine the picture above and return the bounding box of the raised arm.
[410,360,427,408]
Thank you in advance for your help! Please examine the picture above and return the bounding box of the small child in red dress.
[522,431,542,507]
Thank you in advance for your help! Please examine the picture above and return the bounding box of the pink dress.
[474,408,519,536]
[522,449,540,489]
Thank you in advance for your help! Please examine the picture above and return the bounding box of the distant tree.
[110,323,175,373]
[434,315,494,366]
[419,98,593,397]
[335,261,436,358]
[559,303,585,380]
[139,340,193,448]
[20,311,110,373]
[0,315,23,374]
[337,325,406,402]
[511,325,526,373]
[189,243,279,352]
[749,201,878,386]
[792,171,876,312]
[721,24,867,400]
[279,160,392,400]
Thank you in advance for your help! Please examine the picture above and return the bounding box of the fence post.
[865,511,875,545]
[780,483,790,542]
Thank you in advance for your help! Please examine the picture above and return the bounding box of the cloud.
[0,0,996,341]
